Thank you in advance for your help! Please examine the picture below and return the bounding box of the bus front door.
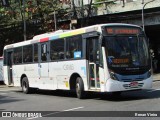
[87,37,101,89]
[7,51,13,85]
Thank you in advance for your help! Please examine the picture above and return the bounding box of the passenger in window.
[59,52,64,59]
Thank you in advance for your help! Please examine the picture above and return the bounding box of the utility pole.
[54,11,57,31]
[23,0,26,41]
[81,0,84,27]
[142,0,155,32]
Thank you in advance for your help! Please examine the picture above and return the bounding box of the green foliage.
[0,0,68,56]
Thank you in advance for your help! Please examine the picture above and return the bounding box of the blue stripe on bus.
[49,35,59,40]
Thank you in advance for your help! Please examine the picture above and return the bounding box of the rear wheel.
[22,77,31,94]
[76,77,85,99]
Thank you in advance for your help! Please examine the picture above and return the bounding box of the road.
[0,81,160,120]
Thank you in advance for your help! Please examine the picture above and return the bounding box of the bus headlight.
[109,71,118,80]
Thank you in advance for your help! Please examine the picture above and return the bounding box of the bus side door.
[86,37,101,89]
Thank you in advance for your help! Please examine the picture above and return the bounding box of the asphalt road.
[0,81,160,120]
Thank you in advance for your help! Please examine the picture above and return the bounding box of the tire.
[22,77,30,94]
[76,77,85,99]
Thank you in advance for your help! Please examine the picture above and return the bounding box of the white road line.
[147,88,160,92]
[0,93,7,95]
[27,106,84,120]
[63,107,84,111]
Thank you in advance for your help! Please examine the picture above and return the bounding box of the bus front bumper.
[105,76,153,92]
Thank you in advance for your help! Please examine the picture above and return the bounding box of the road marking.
[63,106,84,111]
[27,106,84,120]
[148,88,160,92]
[0,93,7,95]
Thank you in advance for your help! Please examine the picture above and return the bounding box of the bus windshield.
[103,35,150,74]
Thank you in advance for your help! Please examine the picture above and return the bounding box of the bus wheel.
[76,77,85,99]
[22,77,30,94]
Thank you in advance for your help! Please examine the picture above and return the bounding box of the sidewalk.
[153,73,160,81]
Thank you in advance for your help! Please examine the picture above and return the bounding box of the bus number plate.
[130,81,138,87]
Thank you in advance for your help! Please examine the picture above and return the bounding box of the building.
[64,0,160,72]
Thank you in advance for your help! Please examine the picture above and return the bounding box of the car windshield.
[103,36,149,69]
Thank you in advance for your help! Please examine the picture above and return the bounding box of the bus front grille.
[123,83,144,89]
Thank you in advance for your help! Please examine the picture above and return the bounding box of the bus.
[3,23,152,99]
[0,56,4,84]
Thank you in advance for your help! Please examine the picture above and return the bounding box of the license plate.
[130,81,139,87]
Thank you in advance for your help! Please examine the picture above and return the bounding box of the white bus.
[3,23,152,99]
[0,56,4,83]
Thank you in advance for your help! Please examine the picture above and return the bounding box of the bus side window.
[34,44,38,62]
[23,45,33,63]
[66,35,82,59]
[41,44,47,62]
[14,47,22,64]
[50,39,64,60]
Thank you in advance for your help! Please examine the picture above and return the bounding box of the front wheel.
[76,77,85,99]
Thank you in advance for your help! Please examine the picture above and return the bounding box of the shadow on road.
[0,95,24,105]
[98,89,160,101]
[16,90,77,98]
[15,88,160,102]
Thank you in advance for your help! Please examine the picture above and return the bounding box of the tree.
[0,0,65,56]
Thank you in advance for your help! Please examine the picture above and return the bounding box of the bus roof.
[4,23,141,50]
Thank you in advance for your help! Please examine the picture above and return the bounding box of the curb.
[153,79,160,82]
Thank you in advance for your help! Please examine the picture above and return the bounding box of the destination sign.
[112,58,129,64]
[105,27,140,35]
